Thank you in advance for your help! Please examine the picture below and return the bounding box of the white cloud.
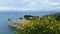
[52,3,59,5]
[0,6,34,11]
[0,6,16,10]
[0,0,60,11]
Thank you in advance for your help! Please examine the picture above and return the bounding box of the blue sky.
[0,0,60,11]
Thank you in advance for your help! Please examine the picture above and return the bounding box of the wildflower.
[37,23,39,25]
[34,24,36,26]
[53,26,55,28]
[29,21,34,27]
[46,20,49,24]
[44,19,48,21]
[22,24,25,27]
[48,16,50,19]
[50,26,54,30]
[37,19,40,21]
[28,29,30,32]
[46,26,49,28]
[42,30,47,32]
[58,27,60,30]
[51,21,54,24]
[30,26,35,30]
[54,20,57,22]
[32,26,35,29]
[42,30,45,32]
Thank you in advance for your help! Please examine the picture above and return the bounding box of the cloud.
[0,0,60,11]
[0,6,16,11]
[53,3,59,5]
[0,6,33,11]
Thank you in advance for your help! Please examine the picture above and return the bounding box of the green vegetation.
[24,15,34,20]
[14,13,60,34]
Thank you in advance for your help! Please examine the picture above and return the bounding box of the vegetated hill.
[52,12,60,21]
[40,12,60,21]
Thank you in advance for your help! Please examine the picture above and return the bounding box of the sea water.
[0,11,59,34]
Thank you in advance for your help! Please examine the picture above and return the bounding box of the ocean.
[0,11,59,34]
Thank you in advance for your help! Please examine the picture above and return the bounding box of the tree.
[19,17,23,20]
[24,15,33,20]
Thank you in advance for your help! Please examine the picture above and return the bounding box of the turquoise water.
[0,11,59,34]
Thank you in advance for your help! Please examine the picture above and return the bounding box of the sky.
[0,0,60,11]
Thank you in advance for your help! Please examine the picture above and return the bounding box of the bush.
[14,14,60,34]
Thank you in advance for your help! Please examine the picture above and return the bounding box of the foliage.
[14,13,60,34]
[24,15,33,20]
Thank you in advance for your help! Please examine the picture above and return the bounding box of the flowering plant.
[14,14,60,34]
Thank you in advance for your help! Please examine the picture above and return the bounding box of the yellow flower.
[37,23,39,25]
[51,21,54,24]
[46,26,49,28]
[38,19,40,21]
[30,26,35,30]
[58,27,60,30]
[44,19,48,21]
[32,26,35,29]
[42,30,47,32]
[42,30,45,32]
[50,26,54,30]
[53,26,55,28]
[29,21,34,27]
[34,24,36,26]
[22,24,25,27]
[54,20,57,22]
[46,20,49,24]
[28,29,30,32]
[48,16,50,19]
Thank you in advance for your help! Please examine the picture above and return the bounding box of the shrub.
[14,15,60,34]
